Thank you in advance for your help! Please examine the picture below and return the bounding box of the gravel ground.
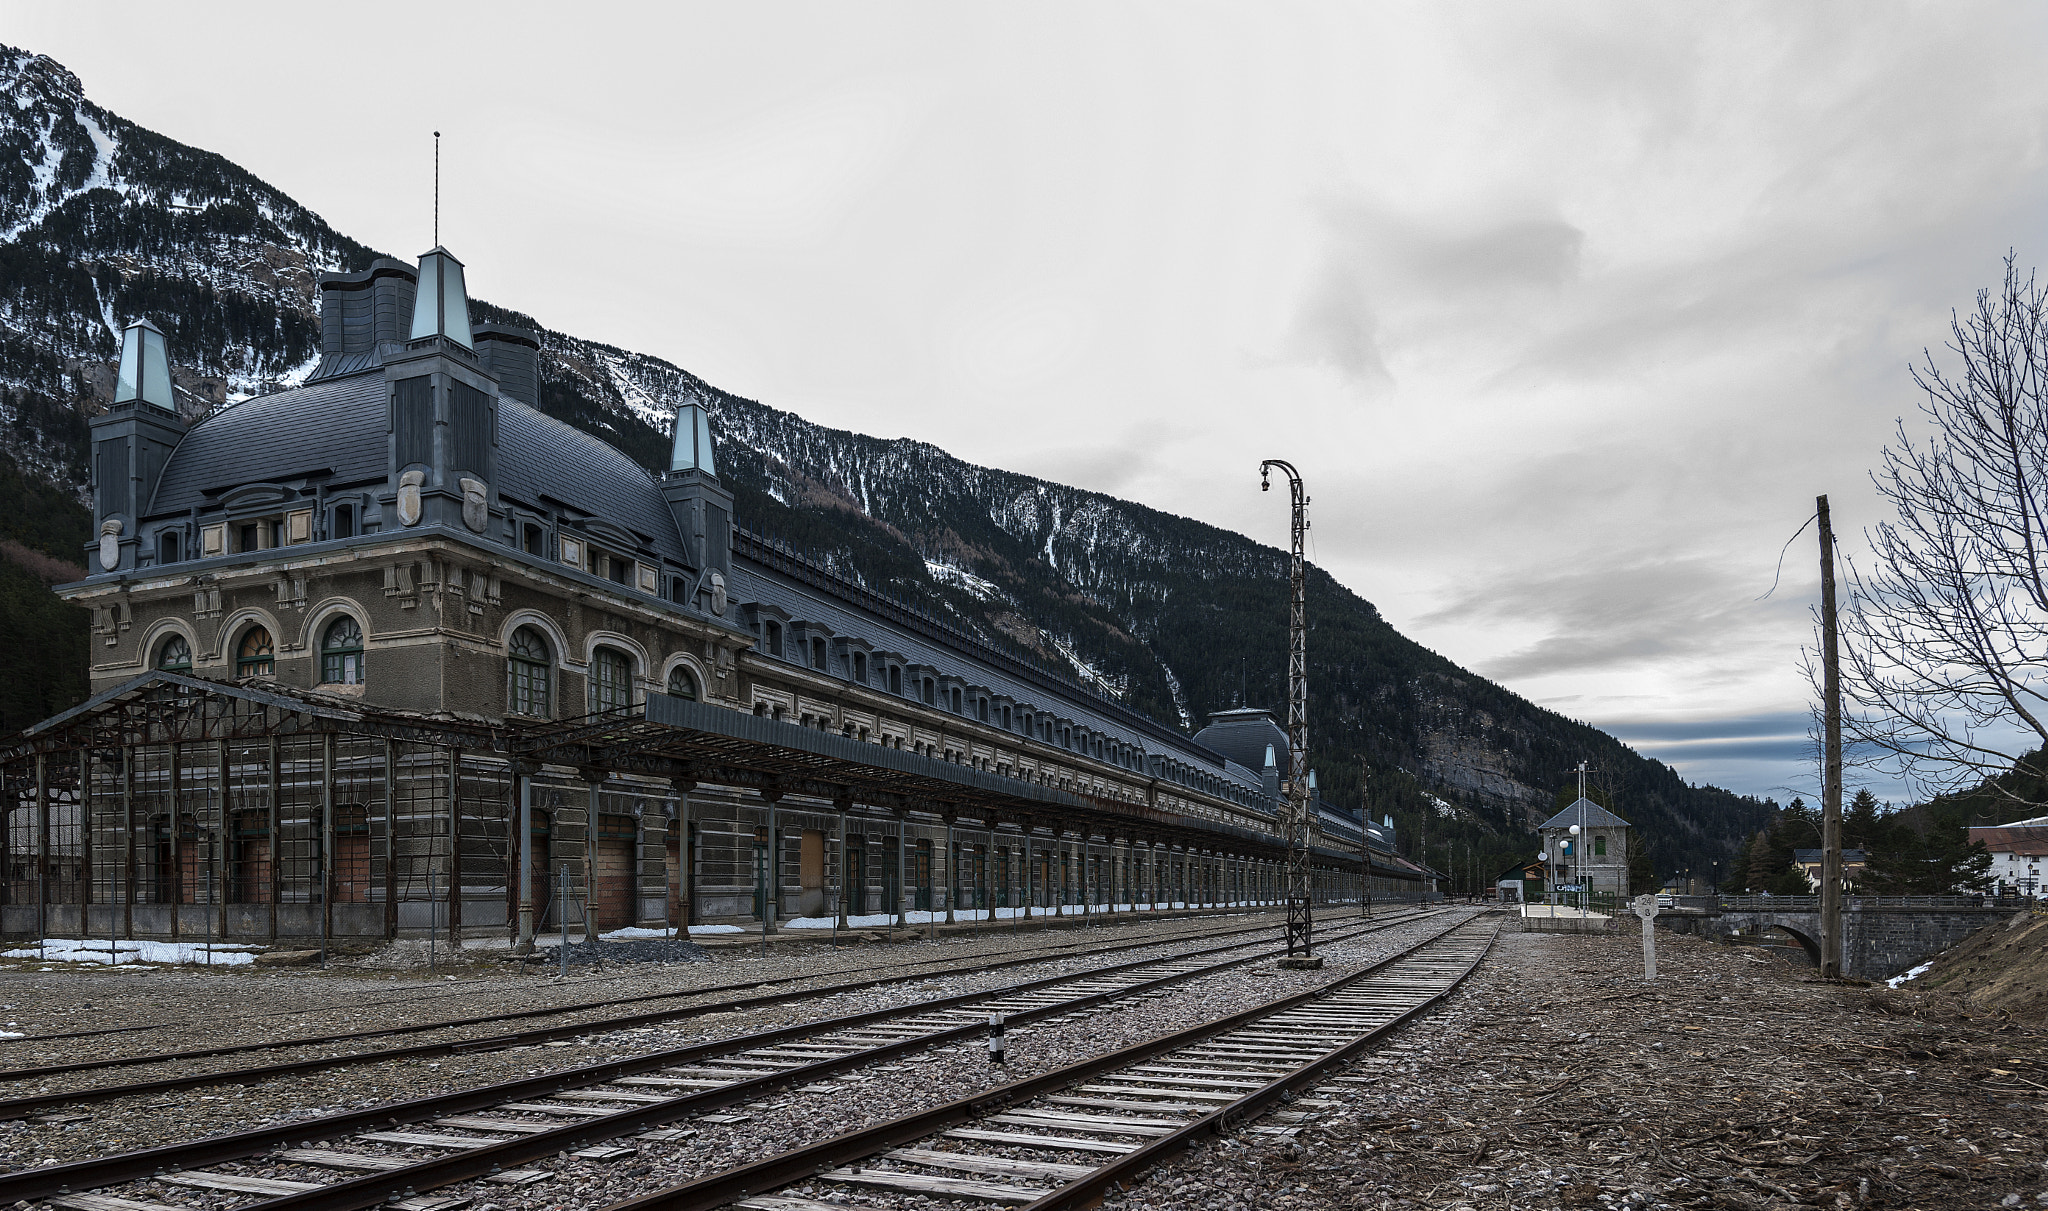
[17,911,1470,1209]
[0,910,1314,1083]
[415,910,1474,1211]
[0,908,1448,1180]
[1101,922,2048,1211]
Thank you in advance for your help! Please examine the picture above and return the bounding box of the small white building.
[1537,799,1632,901]
[1967,817,2048,895]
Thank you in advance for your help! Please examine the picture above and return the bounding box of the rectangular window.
[158,531,179,564]
[522,523,542,555]
[238,522,259,553]
[334,504,356,539]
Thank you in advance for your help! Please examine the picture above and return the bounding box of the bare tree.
[1827,253,2048,804]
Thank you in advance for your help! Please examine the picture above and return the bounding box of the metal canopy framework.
[1,674,1361,869]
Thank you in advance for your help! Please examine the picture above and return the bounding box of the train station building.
[0,246,1413,946]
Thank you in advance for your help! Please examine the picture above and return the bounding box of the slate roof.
[496,398,688,564]
[147,368,691,565]
[149,373,390,514]
[1537,798,1630,830]
[1192,708,1289,772]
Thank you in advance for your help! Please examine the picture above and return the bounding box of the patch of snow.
[3,938,260,966]
[925,558,999,602]
[688,924,747,935]
[1160,662,1192,730]
[600,352,681,431]
[1429,794,1459,818]
[1887,960,1934,989]
[1046,633,1126,699]
[75,106,117,197]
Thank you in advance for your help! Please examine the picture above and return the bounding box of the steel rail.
[5,901,1321,1049]
[0,906,1343,1092]
[1017,916,1502,1210]
[595,912,1499,1211]
[0,913,1442,1206]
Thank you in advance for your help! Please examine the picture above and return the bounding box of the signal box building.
[1,246,1413,945]
[1538,798,1632,902]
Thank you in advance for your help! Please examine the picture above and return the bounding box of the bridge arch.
[1762,920,1821,967]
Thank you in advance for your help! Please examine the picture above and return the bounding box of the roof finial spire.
[433,130,441,247]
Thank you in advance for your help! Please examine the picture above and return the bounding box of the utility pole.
[1818,494,1844,979]
[1261,459,1321,968]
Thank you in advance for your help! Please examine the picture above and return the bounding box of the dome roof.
[147,368,690,565]
[1193,707,1289,772]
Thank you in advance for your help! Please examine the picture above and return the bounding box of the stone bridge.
[1656,894,2023,981]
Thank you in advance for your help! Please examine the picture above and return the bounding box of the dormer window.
[950,687,962,713]
[853,652,867,683]
[333,504,356,540]
[764,620,784,658]
[889,664,902,695]
[158,531,179,564]
[811,637,826,671]
[522,523,543,556]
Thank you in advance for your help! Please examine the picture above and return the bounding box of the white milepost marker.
[1632,893,1660,981]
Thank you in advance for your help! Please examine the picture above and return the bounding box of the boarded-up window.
[801,830,824,891]
[393,376,433,468]
[95,439,129,518]
[447,379,493,476]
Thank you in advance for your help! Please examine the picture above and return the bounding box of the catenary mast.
[1261,459,1319,963]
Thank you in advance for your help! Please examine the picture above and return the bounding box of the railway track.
[5,905,1339,1053]
[0,908,1421,1106]
[612,911,1504,1211]
[0,912,1452,1210]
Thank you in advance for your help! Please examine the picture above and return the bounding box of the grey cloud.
[1286,205,1584,384]
[1423,552,1805,682]
[1595,710,1812,744]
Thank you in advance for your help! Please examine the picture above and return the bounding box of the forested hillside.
[0,45,1774,881]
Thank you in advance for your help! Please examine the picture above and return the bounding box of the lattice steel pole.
[1261,459,1321,966]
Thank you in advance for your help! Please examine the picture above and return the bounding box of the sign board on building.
[1553,883,1584,893]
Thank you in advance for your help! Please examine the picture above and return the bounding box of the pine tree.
[1861,803,1994,894]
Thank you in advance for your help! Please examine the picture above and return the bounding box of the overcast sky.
[13,1,2048,804]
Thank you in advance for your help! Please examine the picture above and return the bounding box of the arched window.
[508,626,552,716]
[320,616,365,685]
[666,665,698,701]
[236,626,274,677]
[156,634,192,672]
[591,646,633,713]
